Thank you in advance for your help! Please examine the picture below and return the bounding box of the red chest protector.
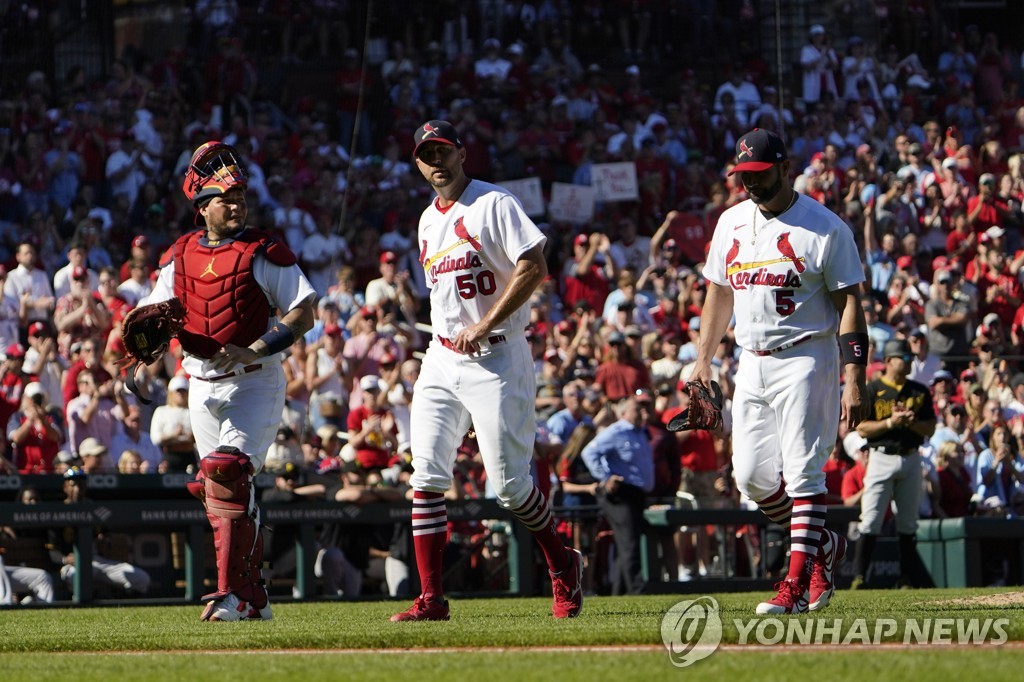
[171,229,296,358]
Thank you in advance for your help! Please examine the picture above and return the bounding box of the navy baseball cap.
[883,339,911,359]
[729,128,788,174]
[413,120,462,157]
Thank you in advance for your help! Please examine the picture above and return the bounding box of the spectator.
[301,211,351,298]
[22,322,64,413]
[307,323,350,432]
[364,250,416,312]
[593,331,650,403]
[53,266,110,359]
[116,449,145,474]
[581,393,654,595]
[0,266,17,351]
[906,328,941,385]
[53,241,97,300]
[935,440,974,518]
[7,382,63,474]
[148,375,196,473]
[109,406,161,474]
[975,423,1024,516]
[77,436,114,474]
[925,268,973,375]
[4,241,54,325]
[345,374,398,471]
[561,232,617,315]
[800,25,839,106]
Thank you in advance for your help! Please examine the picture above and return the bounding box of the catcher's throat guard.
[667,380,724,432]
[182,141,248,207]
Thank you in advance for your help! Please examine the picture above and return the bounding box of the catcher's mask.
[182,141,248,209]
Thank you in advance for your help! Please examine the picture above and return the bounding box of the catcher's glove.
[121,298,186,365]
[666,380,724,432]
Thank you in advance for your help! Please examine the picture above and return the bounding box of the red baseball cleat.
[809,529,847,611]
[756,578,809,615]
[551,548,584,619]
[390,595,450,622]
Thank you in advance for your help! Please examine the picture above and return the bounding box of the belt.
[192,364,263,382]
[874,445,917,456]
[750,335,812,357]
[436,334,507,353]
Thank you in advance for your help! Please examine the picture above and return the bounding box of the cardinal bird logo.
[419,239,429,266]
[739,139,755,159]
[453,216,482,251]
[421,122,438,139]
[725,238,740,267]
[776,232,805,273]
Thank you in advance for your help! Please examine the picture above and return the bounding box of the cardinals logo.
[419,239,429,266]
[776,232,805,273]
[725,238,740,269]
[453,216,482,251]
[421,122,439,140]
[738,139,755,160]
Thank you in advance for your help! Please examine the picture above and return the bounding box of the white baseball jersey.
[417,180,546,340]
[702,194,864,352]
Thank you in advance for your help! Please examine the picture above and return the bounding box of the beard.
[744,172,784,206]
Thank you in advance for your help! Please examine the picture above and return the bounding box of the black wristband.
[259,324,295,356]
[839,332,869,365]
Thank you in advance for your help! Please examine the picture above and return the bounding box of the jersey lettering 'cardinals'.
[725,238,741,267]
[776,232,805,273]
[453,216,482,251]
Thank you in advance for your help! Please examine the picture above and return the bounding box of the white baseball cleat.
[200,593,248,622]
[756,578,810,615]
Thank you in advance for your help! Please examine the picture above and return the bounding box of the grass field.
[1,589,1022,681]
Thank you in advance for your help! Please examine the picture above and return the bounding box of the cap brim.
[414,138,458,156]
[729,161,776,175]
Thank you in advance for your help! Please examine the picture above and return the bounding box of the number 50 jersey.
[417,180,546,340]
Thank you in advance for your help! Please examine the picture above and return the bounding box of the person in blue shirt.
[581,390,654,595]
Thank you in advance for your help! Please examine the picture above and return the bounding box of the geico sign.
[162,473,192,489]
[0,475,23,490]
[87,474,119,489]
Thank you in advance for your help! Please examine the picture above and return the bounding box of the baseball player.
[139,141,316,621]
[691,129,868,614]
[390,120,583,622]
[852,338,935,588]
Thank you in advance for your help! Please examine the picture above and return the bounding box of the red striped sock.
[786,494,827,584]
[756,483,793,530]
[411,490,447,600]
[512,486,569,574]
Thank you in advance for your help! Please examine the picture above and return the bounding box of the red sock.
[756,482,793,529]
[512,486,569,573]
[411,490,447,600]
[786,494,826,584]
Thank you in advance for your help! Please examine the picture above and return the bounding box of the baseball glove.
[121,298,186,365]
[667,380,724,432]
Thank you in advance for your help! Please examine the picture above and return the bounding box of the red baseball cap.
[132,235,149,248]
[359,305,378,319]
[4,343,25,359]
[28,322,48,337]
[729,128,788,175]
[323,323,343,337]
[896,255,913,269]
[71,265,88,281]
[574,234,589,247]
[379,250,398,264]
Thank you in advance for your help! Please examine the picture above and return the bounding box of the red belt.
[192,364,263,382]
[750,335,812,357]
[437,334,507,353]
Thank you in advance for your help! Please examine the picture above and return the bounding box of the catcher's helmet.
[182,141,248,207]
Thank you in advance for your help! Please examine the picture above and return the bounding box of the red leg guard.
[198,449,266,606]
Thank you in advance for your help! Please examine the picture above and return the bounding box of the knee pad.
[200,446,254,519]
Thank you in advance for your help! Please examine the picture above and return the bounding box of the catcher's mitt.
[121,298,186,365]
[667,380,724,432]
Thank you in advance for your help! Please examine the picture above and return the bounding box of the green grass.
[0,590,1022,681]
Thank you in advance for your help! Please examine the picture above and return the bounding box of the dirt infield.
[924,592,1024,609]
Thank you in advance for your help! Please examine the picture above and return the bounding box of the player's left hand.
[211,343,259,371]
[453,322,490,354]
[840,376,867,429]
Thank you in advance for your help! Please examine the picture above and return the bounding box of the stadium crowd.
[3,1,1024,600]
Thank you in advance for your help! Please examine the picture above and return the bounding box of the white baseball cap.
[359,375,384,392]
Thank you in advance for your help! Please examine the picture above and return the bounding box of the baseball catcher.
[667,380,724,432]
[120,298,186,403]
